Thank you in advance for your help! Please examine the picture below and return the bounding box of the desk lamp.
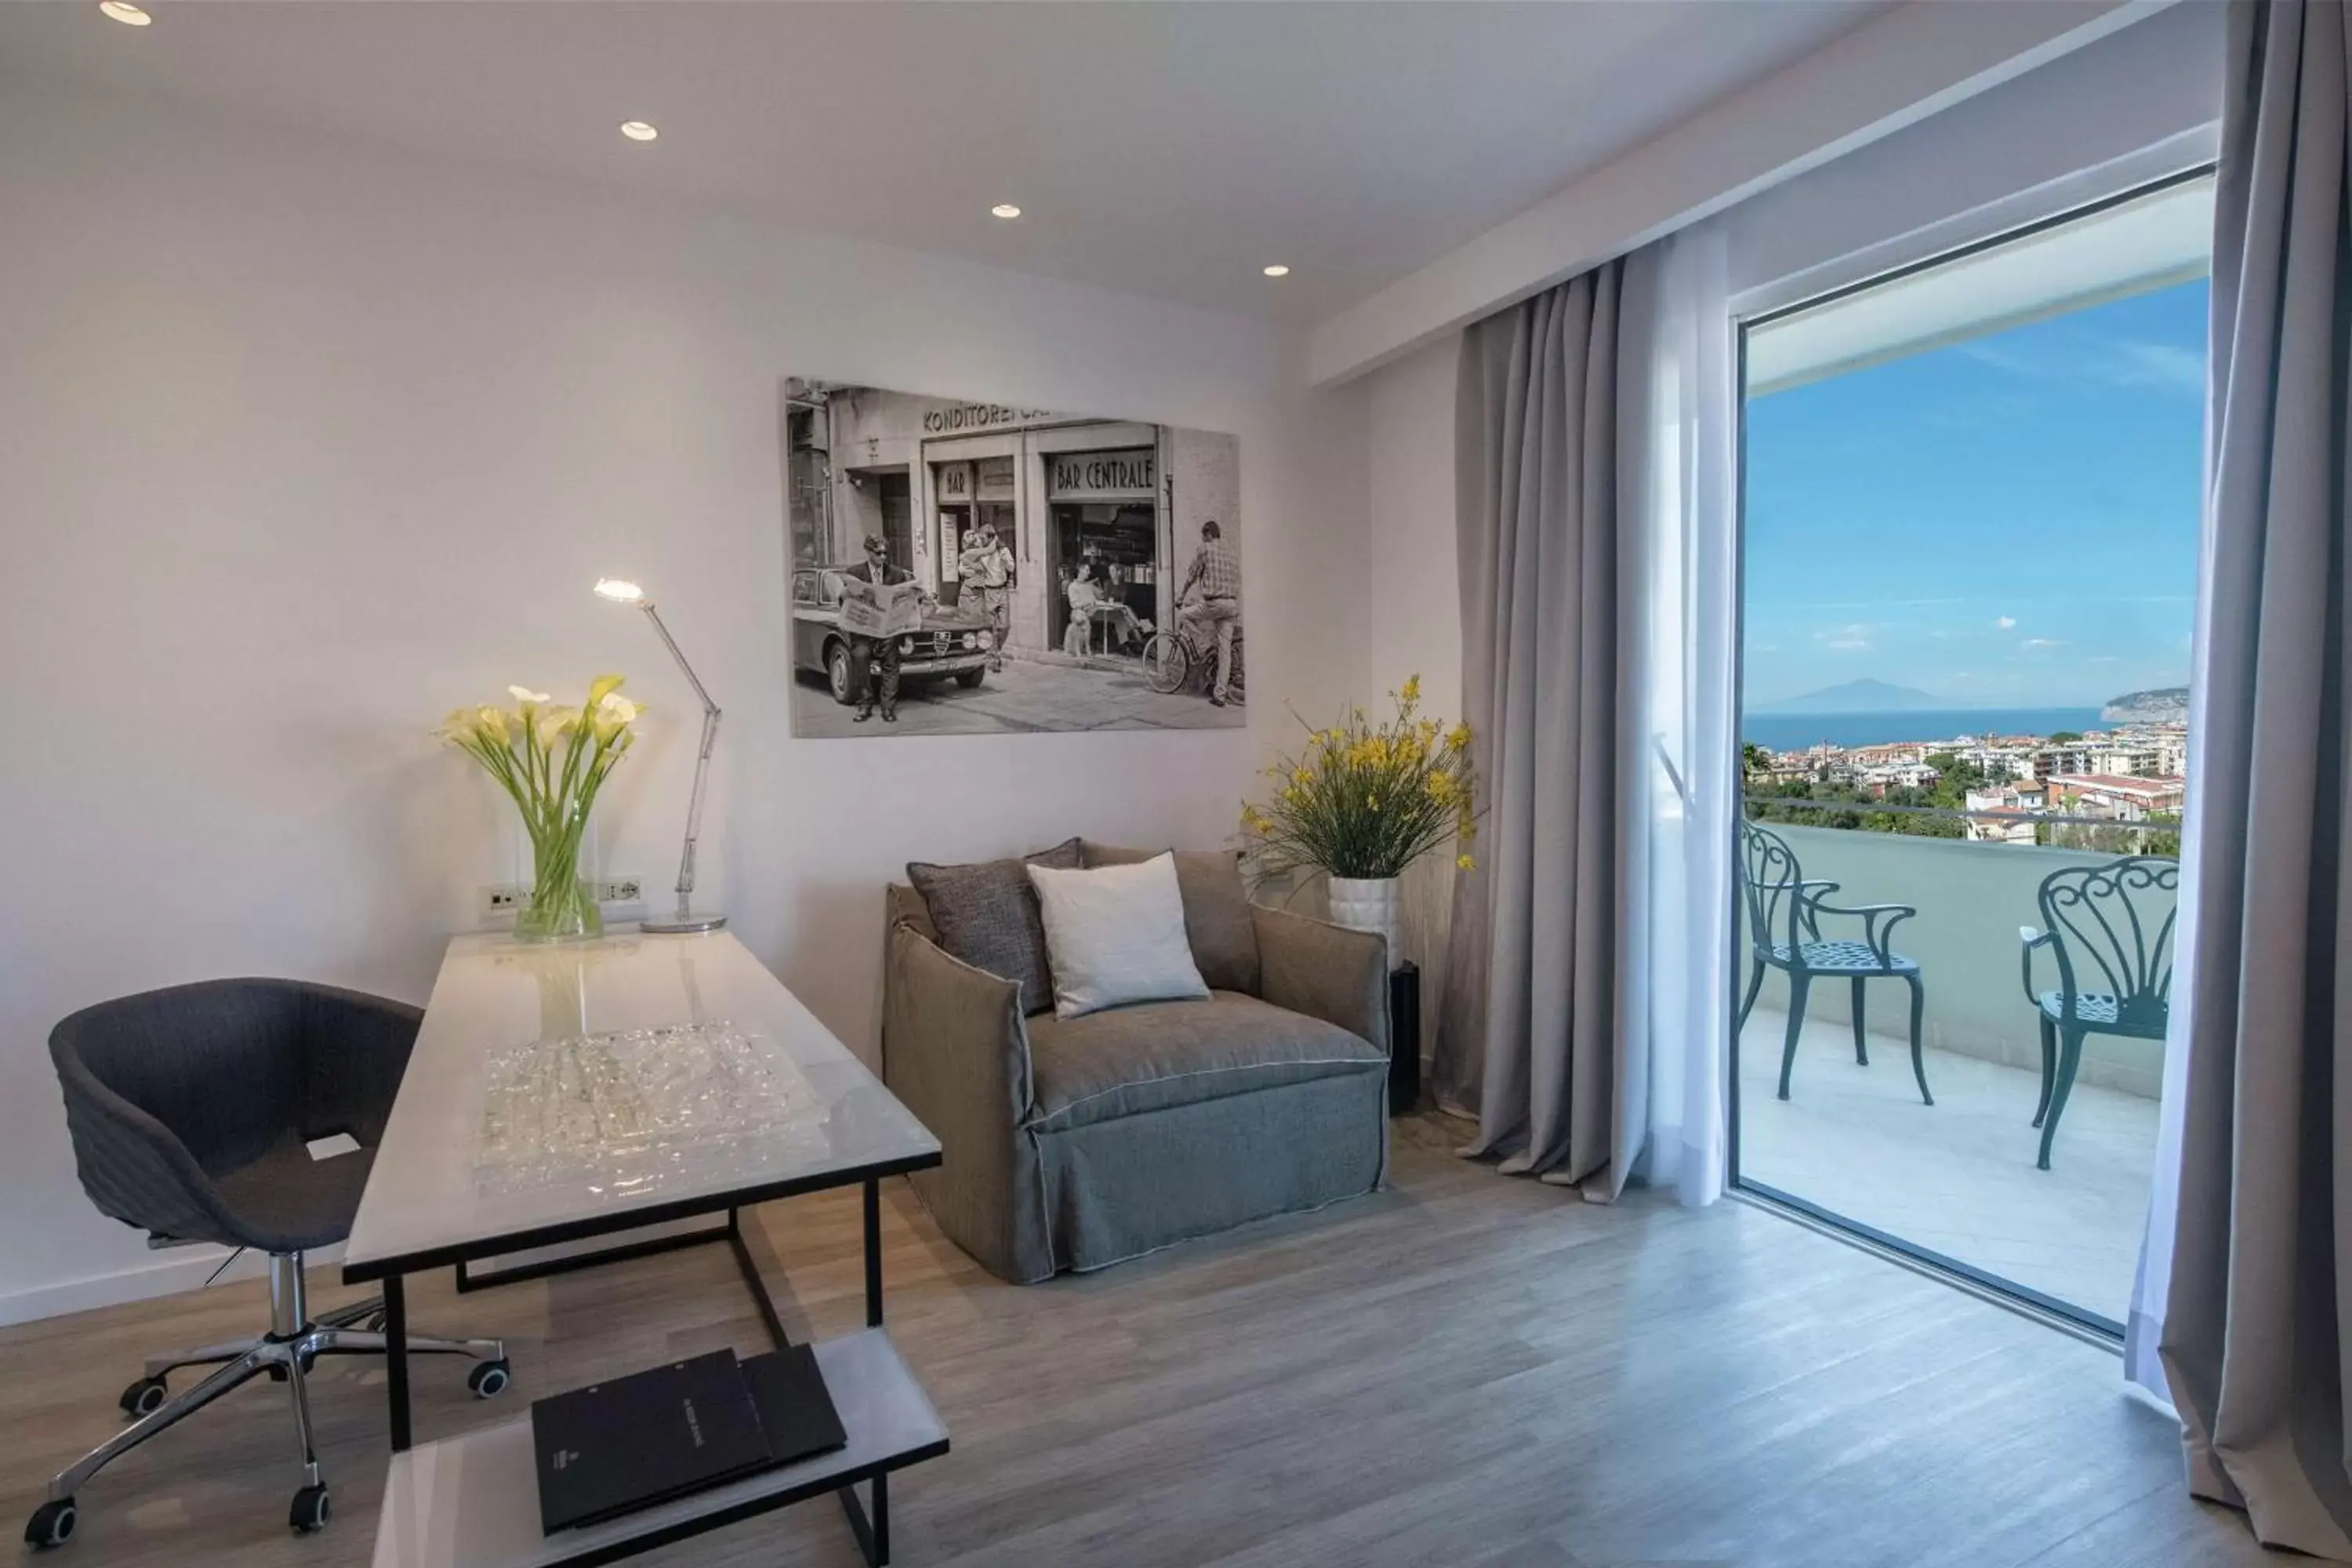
[594,578,727,934]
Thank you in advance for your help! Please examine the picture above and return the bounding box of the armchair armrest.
[880,914,1053,1282]
[1800,895,1916,964]
[296,983,422,1149]
[1788,879,1839,942]
[49,1040,240,1248]
[1252,905,1389,1058]
[2020,925,2055,1007]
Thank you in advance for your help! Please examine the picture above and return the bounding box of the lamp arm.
[674,704,720,916]
[639,601,718,715]
[639,601,721,919]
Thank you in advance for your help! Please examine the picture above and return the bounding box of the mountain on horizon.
[1755,678,1949,715]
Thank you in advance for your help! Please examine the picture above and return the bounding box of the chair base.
[27,1250,505,1550]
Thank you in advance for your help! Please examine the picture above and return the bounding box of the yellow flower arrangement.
[1239,677,1479,880]
[438,676,644,941]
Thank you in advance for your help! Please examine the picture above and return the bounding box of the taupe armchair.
[880,865,1390,1283]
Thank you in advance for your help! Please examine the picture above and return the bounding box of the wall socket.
[477,876,646,926]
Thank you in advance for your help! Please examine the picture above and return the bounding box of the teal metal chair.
[1737,819,1933,1105]
[2018,855,2177,1171]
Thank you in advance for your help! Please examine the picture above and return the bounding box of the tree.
[2049,731,2082,746]
[1740,742,1773,788]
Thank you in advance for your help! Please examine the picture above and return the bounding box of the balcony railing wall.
[1740,824,2164,1099]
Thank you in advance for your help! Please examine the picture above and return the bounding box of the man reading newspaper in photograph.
[839,533,923,724]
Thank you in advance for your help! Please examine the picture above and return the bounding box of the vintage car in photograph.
[789,564,995,703]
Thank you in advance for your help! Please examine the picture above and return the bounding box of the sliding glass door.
[1728,174,2209,1334]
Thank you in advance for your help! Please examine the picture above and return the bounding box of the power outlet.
[479,877,644,927]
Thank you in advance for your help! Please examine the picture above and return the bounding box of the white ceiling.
[0,0,1893,325]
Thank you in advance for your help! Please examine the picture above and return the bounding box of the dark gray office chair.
[27,979,510,1549]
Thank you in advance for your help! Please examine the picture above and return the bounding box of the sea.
[1740,706,2109,753]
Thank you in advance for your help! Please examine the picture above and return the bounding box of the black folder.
[532,1348,772,1534]
[739,1345,849,1468]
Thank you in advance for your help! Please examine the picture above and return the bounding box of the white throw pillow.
[1025,853,1210,1019]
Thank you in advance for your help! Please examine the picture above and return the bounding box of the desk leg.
[837,1179,890,1563]
[862,1178,883,1328]
[383,1273,411,1453]
[840,1474,889,1566]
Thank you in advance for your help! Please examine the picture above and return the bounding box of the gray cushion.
[1024,990,1381,1133]
[1081,843,1262,995]
[906,838,1083,1015]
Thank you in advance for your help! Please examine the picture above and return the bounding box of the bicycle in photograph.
[1142,614,1246,702]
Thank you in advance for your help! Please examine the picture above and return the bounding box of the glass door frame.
[1720,165,2216,1345]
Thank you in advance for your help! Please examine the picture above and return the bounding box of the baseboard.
[0,1240,346,1329]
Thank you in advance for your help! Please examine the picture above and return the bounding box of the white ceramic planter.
[1327,876,1403,971]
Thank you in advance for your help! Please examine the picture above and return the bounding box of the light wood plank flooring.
[0,1114,2274,1567]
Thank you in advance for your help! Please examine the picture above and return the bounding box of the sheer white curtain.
[1582,223,1739,1207]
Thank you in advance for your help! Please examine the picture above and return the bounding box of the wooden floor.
[0,1114,2276,1568]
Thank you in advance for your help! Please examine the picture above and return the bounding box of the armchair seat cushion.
[209,1136,377,1253]
[1025,992,1383,1134]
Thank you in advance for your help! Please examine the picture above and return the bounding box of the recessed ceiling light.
[619,121,659,143]
[991,204,1023,220]
[98,2,152,25]
[1262,265,1291,278]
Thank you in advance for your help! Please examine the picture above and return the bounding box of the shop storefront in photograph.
[780,378,1242,738]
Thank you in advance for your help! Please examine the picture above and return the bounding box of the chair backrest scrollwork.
[1738,818,1808,953]
[2036,855,2179,1033]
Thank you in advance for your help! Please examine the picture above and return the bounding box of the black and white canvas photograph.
[783,379,1243,737]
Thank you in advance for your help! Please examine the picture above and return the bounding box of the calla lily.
[591,691,642,742]
[439,675,638,939]
[536,707,580,747]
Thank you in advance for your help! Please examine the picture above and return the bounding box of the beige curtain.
[2160,1,2352,1554]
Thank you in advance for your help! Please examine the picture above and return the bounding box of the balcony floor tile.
[1737,1006,2157,1326]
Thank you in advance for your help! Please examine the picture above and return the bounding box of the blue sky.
[1743,277,2206,710]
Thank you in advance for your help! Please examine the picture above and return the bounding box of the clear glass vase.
[514,829,601,943]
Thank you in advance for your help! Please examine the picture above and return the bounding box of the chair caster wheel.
[289,1483,330,1534]
[24,1497,76,1549]
[119,1376,168,1417]
[467,1359,511,1399]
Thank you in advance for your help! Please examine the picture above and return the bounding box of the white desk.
[345,931,943,1567]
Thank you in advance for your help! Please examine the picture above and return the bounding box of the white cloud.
[2112,341,2207,396]
[2019,637,2066,651]
[1995,615,2016,630]
[1816,622,1872,652]
[1958,330,2204,399]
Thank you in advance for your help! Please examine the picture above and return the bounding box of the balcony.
[1735,822,2165,1329]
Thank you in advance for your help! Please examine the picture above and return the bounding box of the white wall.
[1352,4,2220,1093]
[1363,336,1464,1053]
[0,78,1367,1323]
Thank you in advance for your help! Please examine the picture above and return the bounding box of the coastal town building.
[2048,772,2187,822]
